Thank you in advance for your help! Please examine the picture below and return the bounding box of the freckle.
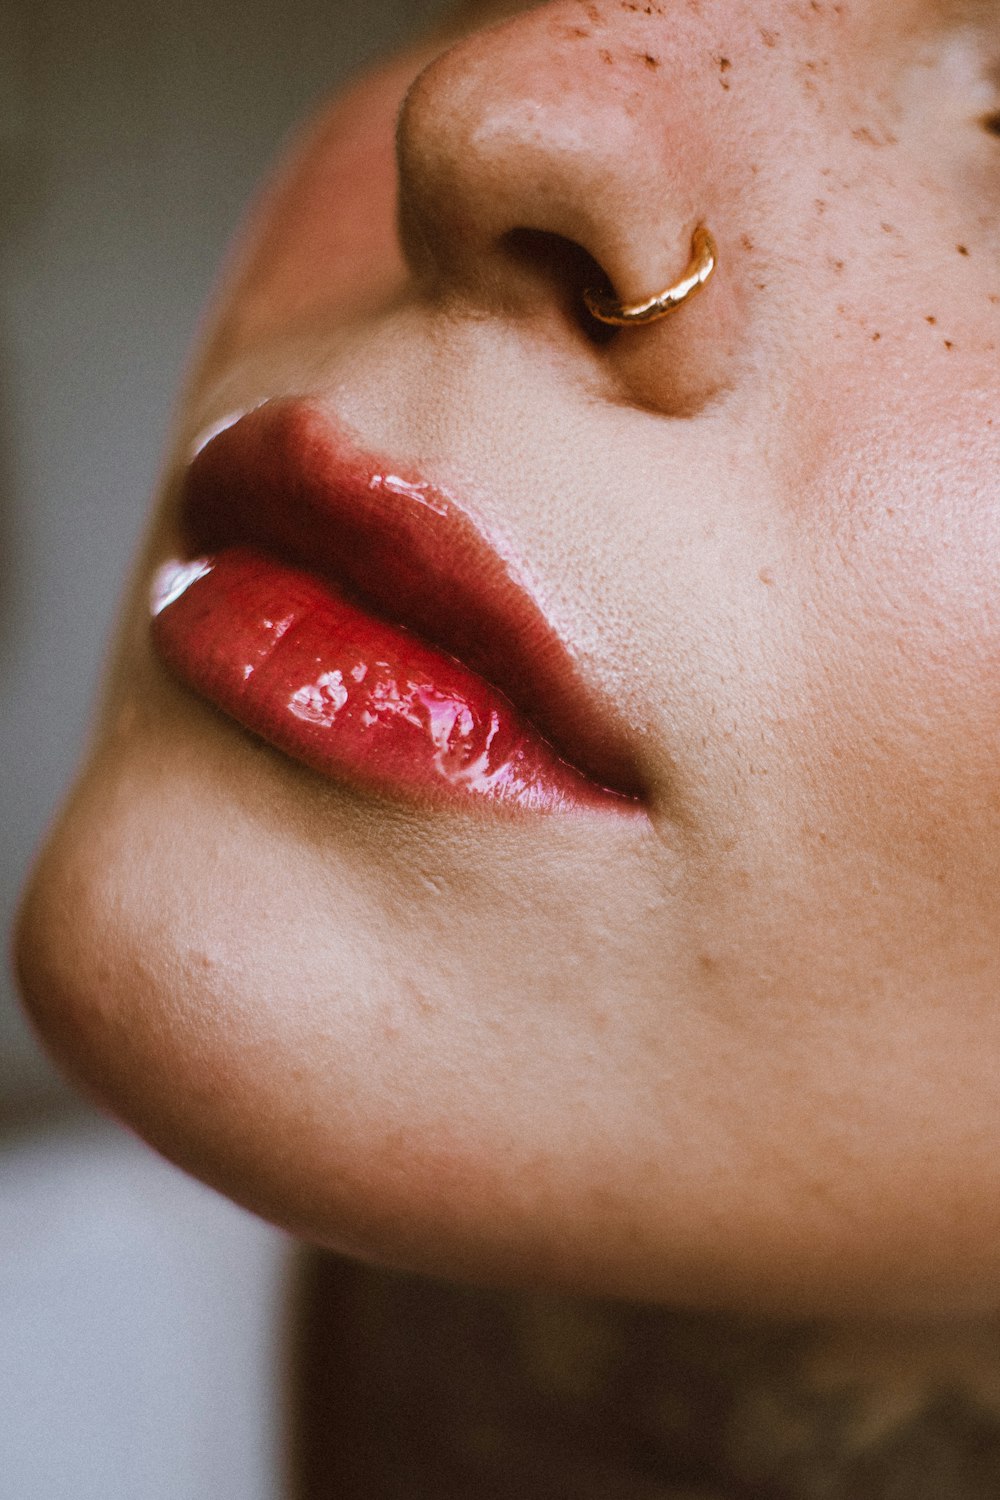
[759,26,778,45]
[599,47,614,62]
[642,52,661,68]
[925,314,936,324]
[815,198,827,214]
[718,56,731,70]
[758,566,775,586]
[870,331,880,340]
[944,339,954,349]
[831,258,844,272]
[741,233,754,251]
[957,244,969,256]
[755,281,767,289]
[880,222,896,234]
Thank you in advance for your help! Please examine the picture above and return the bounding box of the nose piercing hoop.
[583,225,717,327]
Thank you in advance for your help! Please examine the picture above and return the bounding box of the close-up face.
[15,0,1000,1317]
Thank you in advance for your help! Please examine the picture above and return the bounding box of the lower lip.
[151,548,632,814]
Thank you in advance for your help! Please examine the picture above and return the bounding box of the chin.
[17,721,1000,1325]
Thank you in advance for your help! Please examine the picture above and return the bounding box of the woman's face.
[17,0,1000,1315]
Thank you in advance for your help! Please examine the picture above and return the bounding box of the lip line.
[176,397,643,802]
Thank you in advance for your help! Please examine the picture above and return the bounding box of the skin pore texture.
[13,0,1000,1490]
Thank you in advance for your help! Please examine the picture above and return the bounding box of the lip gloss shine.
[152,549,628,812]
[150,401,641,815]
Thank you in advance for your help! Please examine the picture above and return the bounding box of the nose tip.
[395,6,718,323]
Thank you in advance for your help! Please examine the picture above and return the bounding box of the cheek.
[799,418,1000,905]
[197,48,427,372]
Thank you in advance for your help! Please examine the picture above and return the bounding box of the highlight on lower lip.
[150,549,632,814]
[182,398,642,798]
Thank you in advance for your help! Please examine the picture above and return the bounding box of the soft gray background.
[0,1,446,1493]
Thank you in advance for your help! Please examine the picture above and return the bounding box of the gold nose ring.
[583,225,717,327]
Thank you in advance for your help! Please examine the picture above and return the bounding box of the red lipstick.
[150,400,640,814]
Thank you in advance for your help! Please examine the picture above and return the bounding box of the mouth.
[150,399,642,814]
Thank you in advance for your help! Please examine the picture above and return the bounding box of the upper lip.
[177,398,642,799]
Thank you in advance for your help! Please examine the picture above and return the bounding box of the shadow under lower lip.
[151,547,633,815]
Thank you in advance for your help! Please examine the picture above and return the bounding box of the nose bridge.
[395,2,718,303]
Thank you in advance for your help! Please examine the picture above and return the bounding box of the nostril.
[499,228,618,345]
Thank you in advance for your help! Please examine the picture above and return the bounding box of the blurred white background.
[0,1,444,1493]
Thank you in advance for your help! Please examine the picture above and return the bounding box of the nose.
[395,0,738,370]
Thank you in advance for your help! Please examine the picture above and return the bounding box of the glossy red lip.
[150,399,641,813]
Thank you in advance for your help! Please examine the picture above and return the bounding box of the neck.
[291,1254,1000,1498]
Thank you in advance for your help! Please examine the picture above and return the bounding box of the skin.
[14,0,1000,1358]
